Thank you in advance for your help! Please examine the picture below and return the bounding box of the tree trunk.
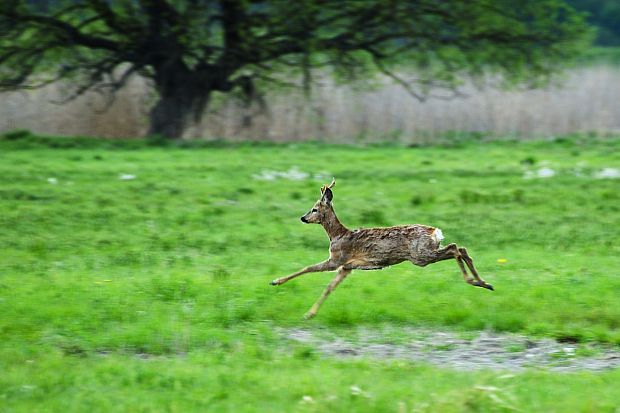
[147,67,212,139]
[148,94,191,139]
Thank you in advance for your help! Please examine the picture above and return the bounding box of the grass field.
[1,133,619,412]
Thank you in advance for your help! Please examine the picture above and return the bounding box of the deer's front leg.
[270,260,337,286]
[304,266,351,319]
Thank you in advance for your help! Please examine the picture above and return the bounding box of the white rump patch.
[433,228,444,243]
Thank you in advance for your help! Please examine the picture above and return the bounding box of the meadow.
[1,133,619,412]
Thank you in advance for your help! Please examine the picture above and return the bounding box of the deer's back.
[331,224,441,268]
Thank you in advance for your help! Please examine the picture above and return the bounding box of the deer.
[270,179,494,319]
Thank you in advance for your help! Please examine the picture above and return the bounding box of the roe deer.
[270,179,493,319]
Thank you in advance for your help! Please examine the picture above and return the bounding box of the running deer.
[270,179,493,319]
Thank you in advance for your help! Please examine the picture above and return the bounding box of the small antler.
[321,178,336,194]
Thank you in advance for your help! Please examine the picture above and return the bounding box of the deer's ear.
[322,187,333,204]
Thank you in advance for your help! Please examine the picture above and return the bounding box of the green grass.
[579,46,620,65]
[1,133,619,411]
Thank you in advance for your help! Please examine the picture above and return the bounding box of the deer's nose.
[300,216,308,223]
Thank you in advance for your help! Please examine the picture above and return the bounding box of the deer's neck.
[322,208,349,240]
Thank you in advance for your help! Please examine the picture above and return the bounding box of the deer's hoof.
[304,311,316,320]
[478,282,494,291]
[472,280,494,291]
[269,280,279,286]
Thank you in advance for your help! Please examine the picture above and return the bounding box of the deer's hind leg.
[458,247,493,290]
[418,243,493,290]
[424,243,473,284]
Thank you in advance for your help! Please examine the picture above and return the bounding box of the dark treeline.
[566,0,620,45]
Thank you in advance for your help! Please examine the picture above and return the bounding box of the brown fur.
[270,180,493,319]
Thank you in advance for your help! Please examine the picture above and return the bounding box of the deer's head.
[301,179,335,224]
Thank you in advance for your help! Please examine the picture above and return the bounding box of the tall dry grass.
[1,65,619,141]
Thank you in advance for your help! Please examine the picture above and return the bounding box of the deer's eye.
[311,208,318,213]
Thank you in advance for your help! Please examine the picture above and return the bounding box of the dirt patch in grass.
[284,328,620,372]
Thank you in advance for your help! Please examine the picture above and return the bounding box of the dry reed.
[1,66,618,142]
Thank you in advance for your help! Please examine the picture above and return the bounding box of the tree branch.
[7,11,120,51]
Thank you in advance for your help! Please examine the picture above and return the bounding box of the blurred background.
[2,1,620,412]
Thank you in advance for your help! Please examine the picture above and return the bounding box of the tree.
[0,0,591,139]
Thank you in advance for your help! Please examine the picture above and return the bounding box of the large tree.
[0,0,590,139]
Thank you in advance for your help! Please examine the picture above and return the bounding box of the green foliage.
[1,136,620,411]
